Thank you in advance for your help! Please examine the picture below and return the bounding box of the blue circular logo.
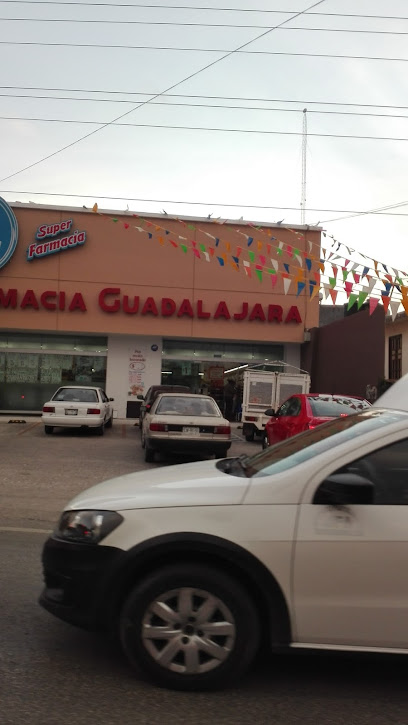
[0,197,18,270]
[151,344,159,351]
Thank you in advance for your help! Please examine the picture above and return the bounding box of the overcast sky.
[1,0,408,274]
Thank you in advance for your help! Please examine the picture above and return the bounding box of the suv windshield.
[244,409,403,477]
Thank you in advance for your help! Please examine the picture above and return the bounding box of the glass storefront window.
[0,335,108,412]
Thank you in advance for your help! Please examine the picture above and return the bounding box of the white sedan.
[40,376,408,690]
[141,392,232,462]
[42,386,114,435]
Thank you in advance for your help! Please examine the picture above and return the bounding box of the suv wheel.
[119,563,260,691]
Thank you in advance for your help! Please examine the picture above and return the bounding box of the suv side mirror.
[313,473,374,506]
[265,408,275,417]
[109,397,114,402]
[137,394,145,400]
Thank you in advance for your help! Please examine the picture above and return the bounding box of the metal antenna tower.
[301,108,307,225]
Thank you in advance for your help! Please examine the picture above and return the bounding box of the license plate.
[65,409,78,415]
[182,426,200,435]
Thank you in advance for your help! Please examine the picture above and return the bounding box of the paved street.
[1,418,408,725]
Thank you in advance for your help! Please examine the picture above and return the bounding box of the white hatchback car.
[141,392,231,462]
[40,376,408,691]
[42,386,114,435]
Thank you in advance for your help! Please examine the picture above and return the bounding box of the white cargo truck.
[241,367,311,441]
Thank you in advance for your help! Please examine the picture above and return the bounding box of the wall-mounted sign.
[0,197,18,271]
[27,219,86,261]
[0,286,303,324]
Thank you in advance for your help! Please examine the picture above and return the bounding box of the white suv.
[40,402,408,691]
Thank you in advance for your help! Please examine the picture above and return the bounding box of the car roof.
[373,373,408,411]
[305,393,368,400]
[156,393,215,400]
[58,385,101,390]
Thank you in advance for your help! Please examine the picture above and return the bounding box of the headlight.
[56,510,124,544]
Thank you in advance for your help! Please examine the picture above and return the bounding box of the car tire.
[119,563,260,691]
[44,425,53,435]
[262,433,268,449]
[105,415,113,429]
[245,430,255,442]
[95,423,105,436]
[144,444,155,462]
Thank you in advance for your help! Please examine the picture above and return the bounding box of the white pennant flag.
[390,300,401,321]
[367,277,377,294]
[322,283,331,300]
[283,277,292,295]
[270,258,279,271]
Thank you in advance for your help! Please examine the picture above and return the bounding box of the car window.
[246,410,403,478]
[100,391,109,403]
[323,437,408,505]
[308,396,371,417]
[155,397,220,416]
[52,388,98,403]
[277,400,291,417]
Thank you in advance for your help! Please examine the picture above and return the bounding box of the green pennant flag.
[199,243,206,252]
[187,224,195,231]
[255,269,263,282]
[180,244,188,253]
[347,293,358,310]
[112,218,118,223]
[329,277,336,288]
[248,251,255,262]
[357,291,368,309]
[276,247,283,256]
[342,269,349,282]
[267,268,276,275]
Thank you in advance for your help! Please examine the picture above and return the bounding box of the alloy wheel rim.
[142,586,235,674]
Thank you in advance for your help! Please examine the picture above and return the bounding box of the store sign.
[0,286,303,323]
[0,197,18,271]
[27,219,86,261]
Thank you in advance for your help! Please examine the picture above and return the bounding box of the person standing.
[223,378,236,421]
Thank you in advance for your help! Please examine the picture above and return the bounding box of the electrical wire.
[3,86,408,112]
[4,93,408,120]
[0,41,407,65]
[0,2,407,24]
[0,0,327,185]
[3,115,408,143]
[1,17,408,33]
[3,189,408,217]
[0,2,407,23]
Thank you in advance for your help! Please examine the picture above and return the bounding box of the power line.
[2,17,408,33]
[4,92,408,120]
[0,2,407,24]
[2,189,408,218]
[3,86,408,112]
[0,41,407,65]
[3,114,408,142]
[0,2,407,23]
[0,0,326,185]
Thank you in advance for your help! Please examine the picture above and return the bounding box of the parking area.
[0,416,260,531]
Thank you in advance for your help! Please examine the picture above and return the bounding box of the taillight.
[146,404,151,411]
[214,425,231,435]
[87,408,101,415]
[43,405,55,413]
[244,416,257,422]
[150,422,167,431]
[308,424,316,429]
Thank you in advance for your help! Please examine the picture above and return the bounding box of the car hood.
[66,458,250,511]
